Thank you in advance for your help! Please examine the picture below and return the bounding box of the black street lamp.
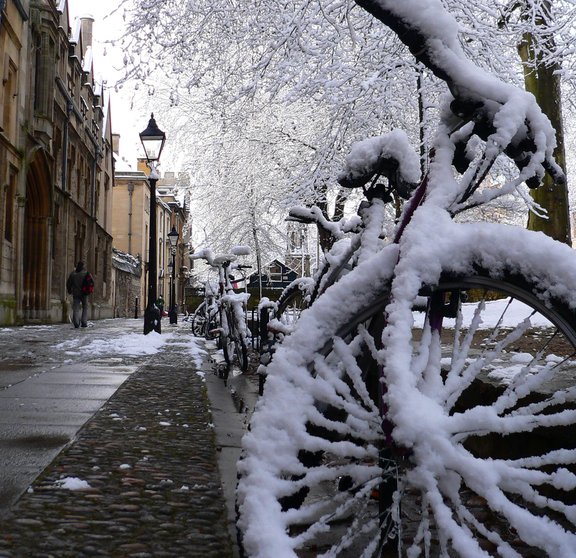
[140,113,166,335]
[167,225,179,324]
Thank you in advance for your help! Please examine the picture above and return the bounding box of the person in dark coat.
[66,261,90,328]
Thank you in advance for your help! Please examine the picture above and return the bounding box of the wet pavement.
[0,360,135,513]
[0,318,259,557]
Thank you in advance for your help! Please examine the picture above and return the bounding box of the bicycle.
[236,2,576,557]
[257,155,416,394]
[191,277,219,339]
[191,246,252,372]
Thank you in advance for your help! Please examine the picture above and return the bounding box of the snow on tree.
[112,0,575,253]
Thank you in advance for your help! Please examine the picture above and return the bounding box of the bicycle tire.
[276,278,314,327]
[222,310,249,372]
[237,265,576,557]
[191,302,207,337]
[235,337,249,372]
[258,278,314,394]
[224,333,235,366]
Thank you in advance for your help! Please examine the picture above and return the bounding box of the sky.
[68,1,147,171]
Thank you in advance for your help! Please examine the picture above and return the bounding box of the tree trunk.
[517,1,571,244]
[249,204,263,301]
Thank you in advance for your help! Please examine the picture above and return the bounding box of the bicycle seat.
[231,245,251,256]
[213,255,237,266]
[340,158,417,200]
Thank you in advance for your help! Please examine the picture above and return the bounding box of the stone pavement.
[0,324,258,558]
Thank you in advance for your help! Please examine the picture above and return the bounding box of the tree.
[443,0,574,242]
[114,0,575,254]
[509,0,570,243]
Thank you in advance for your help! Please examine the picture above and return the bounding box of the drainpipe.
[62,101,72,193]
[60,96,74,313]
[88,144,102,300]
[127,181,134,254]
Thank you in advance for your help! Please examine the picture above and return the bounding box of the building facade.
[157,171,190,313]
[110,168,148,316]
[0,0,114,325]
[112,159,190,317]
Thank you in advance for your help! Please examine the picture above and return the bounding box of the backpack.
[82,272,95,295]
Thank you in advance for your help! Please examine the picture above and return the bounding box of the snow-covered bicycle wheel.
[258,279,314,394]
[276,278,314,330]
[222,309,249,372]
[228,326,248,372]
[191,303,207,337]
[192,302,218,339]
[237,257,576,557]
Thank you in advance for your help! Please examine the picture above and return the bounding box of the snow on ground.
[413,297,553,329]
[53,477,91,490]
[169,335,209,369]
[53,331,174,356]
[49,324,209,365]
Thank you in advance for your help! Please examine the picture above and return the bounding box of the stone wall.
[112,250,142,318]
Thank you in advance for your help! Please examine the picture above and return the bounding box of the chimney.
[137,158,150,175]
[80,15,95,48]
[112,134,120,155]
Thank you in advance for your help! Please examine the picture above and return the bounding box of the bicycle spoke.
[238,272,576,557]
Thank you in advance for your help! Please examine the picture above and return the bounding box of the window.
[74,221,85,264]
[4,170,16,242]
[85,164,91,210]
[80,98,88,121]
[2,59,17,136]
[269,263,282,282]
[67,145,75,191]
[52,204,60,259]
[76,161,81,202]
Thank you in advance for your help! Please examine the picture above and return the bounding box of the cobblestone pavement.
[0,325,245,558]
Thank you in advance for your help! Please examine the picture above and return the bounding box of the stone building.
[157,171,190,312]
[111,247,141,319]
[0,1,114,325]
[112,158,189,317]
[111,166,148,316]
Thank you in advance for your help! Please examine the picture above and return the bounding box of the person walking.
[66,261,93,328]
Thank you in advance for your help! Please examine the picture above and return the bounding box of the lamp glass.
[167,225,179,248]
[139,113,166,162]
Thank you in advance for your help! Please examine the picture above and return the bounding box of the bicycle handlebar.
[191,247,252,270]
[288,206,346,241]
[356,0,565,193]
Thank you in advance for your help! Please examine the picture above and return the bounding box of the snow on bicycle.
[236,0,576,557]
[191,246,252,373]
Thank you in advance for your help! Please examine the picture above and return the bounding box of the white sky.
[68,1,147,171]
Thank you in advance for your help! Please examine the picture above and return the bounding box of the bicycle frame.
[191,248,252,371]
[237,1,576,554]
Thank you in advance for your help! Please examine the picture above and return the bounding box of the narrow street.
[0,318,258,557]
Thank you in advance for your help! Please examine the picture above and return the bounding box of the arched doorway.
[23,152,51,320]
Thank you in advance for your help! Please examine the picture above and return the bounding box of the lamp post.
[167,225,179,324]
[140,113,166,335]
